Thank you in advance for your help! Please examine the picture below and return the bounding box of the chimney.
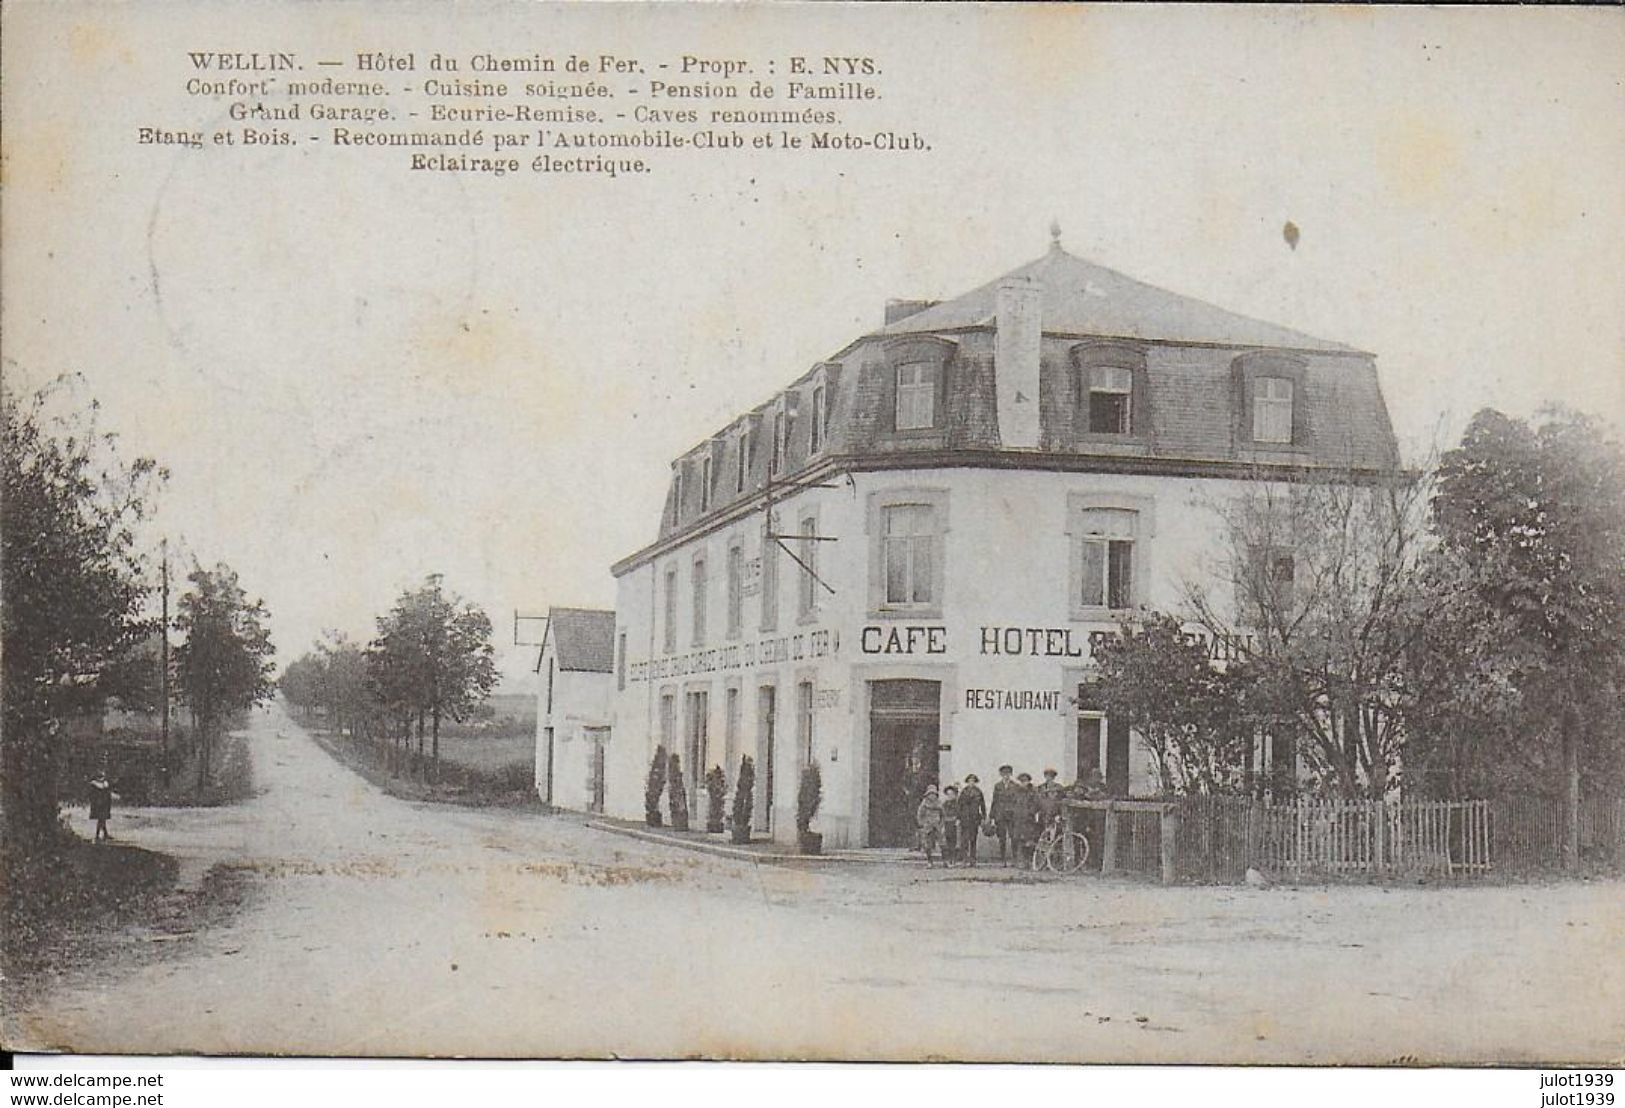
[995,277,1042,448]
[884,298,938,325]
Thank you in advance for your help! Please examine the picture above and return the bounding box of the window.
[1077,509,1136,610]
[1253,376,1294,444]
[761,527,779,631]
[692,555,707,646]
[659,691,676,753]
[726,544,743,638]
[797,680,815,766]
[1088,365,1134,434]
[770,410,786,476]
[895,363,935,430]
[699,455,713,511]
[797,513,819,618]
[672,465,685,524]
[663,565,678,652]
[882,504,936,607]
[1270,552,1296,612]
[546,657,555,714]
[810,384,827,454]
[616,631,627,691]
[724,686,740,779]
[736,428,751,492]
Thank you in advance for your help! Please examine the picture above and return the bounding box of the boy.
[941,784,961,866]
[916,784,946,867]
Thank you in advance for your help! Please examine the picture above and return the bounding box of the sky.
[5,3,1622,690]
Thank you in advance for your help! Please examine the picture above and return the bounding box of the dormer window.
[896,363,935,430]
[1253,377,1294,444]
[810,383,827,454]
[699,454,713,512]
[1088,366,1134,434]
[770,408,786,476]
[672,464,685,524]
[736,426,751,492]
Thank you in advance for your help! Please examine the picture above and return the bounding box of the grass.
[435,731,533,774]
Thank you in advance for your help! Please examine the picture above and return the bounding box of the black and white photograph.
[2,2,1622,1095]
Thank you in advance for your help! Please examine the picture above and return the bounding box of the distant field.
[486,693,537,723]
[436,731,533,774]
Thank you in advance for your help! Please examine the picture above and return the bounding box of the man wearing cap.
[957,774,987,866]
[989,765,1019,865]
[916,783,946,867]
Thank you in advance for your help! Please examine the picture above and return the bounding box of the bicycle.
[1032,813,1090,873]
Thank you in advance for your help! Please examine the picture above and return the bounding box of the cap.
[964,774,979,784]
[998,764,1013,774]
[1017,772,1033,783]
[1043,768,1058,778]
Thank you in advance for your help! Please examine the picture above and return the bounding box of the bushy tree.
[174,563,276,788]
[1416,409,1625,864]
[644,745,668,827]
[1093,613,1256,795]
[2,379,163,849]
[667,752,690,831]
[368,575,497,778]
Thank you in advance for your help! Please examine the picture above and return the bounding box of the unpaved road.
[8,701,1623,1063]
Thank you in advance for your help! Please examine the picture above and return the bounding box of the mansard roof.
[876,243,1361,355]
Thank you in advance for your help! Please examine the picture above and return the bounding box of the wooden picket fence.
[1167,793,1624,883]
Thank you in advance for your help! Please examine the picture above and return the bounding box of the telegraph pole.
[160,537,171,784]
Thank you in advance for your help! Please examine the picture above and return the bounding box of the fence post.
[1160,804,1180,885]
[1101,801,1119,876]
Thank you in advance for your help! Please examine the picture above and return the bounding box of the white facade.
[608,467,1275,848]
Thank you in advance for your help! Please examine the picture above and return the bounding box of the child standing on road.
[916,784,946,867]
[88,771,114,843]
[941,784,961,867]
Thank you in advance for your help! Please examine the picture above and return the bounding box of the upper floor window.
[1075,507,1138,612]
[692,554,708,646]
[797,513,820,618]
[761,527,780,632]
[616,631,627,691]
[699,455,713,512]
[726,544,744,638]
[663,565,679,652]
[672,465,685,524]
[1088,366,1134,435]
[896,363,935,430]
[736,427,751,492]
[882,504,936,608]
[810,383,827,454]
[770,409,786,476]
[1253,377,1294,444]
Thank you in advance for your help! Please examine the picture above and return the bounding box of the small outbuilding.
[534,606,616,811]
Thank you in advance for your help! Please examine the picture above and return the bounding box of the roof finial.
[1049,219,1063,252]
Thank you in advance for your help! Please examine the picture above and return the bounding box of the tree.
[367,576,497,779]
[1183,467,1435,799]
[2,379,162,850]
[1422,409,1625,865]
[174,563,276,788]
[1092,613,1256,795]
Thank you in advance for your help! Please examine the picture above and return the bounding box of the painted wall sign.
[964,688,1063,712]
[977,624,1253,663]
[860,624,947,655]
[627,626,837,683]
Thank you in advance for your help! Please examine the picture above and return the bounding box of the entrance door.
[586,728,608,814]
[1076,716,1102,781]
[684,690,709,796]
[868,679,941,847]
[756,686,776,833]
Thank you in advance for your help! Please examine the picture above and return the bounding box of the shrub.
[731,755,755,838]
[644,745,667,827]
[667,753,690,831]
[704,765,727,833]
[796,762,822,833]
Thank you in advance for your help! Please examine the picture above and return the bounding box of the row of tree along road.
[1092,408,1625,872]
[278,575,498,785]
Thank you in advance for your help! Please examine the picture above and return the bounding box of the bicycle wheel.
[1057,832,1090,873]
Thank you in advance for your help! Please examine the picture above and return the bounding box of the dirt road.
[9,701,1623,1063]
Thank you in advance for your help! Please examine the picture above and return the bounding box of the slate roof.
[877,243,1360,355]
[545,607,616,673]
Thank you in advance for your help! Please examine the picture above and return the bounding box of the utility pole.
[160,537,170,785]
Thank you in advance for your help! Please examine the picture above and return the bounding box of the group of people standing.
[915,764,1107,868]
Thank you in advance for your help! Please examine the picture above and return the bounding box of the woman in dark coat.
[88,772,114,842]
